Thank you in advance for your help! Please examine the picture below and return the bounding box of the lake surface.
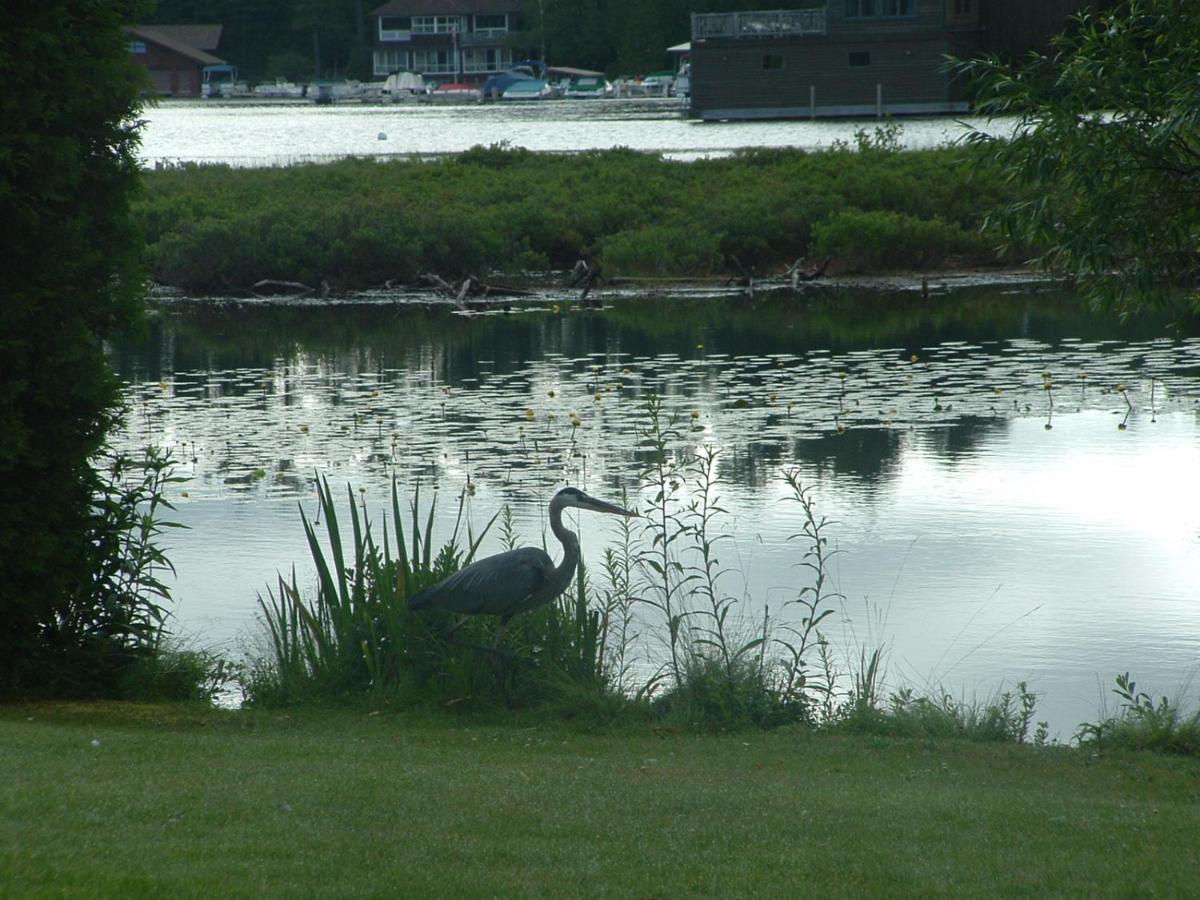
[110,287,1200,737]
[138,97,1014,166]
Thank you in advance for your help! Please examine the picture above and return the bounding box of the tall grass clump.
[615,403,1046,737]
[246,476,622,710]
[629,399,824,729]
[832,681,1044,745]
[1076,672,1200,757]
[38,448,181,696]
[6,445,227,701]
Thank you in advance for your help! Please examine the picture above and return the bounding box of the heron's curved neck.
[548,502,581,595]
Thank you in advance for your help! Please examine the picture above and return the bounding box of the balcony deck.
[691,8,828,41]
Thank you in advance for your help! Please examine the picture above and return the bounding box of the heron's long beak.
[580,493,638,518]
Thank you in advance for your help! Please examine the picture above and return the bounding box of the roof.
[369,0,521,16]
[547,66,605,78]
[128,25,225,65]
[139,24,223,51]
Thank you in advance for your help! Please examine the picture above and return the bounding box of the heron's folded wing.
[408,547,552,616]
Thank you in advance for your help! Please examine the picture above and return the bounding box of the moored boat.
[501,79,556,101]
[252,77,305,99]
[429,82,482,102]
[563,76,612,99]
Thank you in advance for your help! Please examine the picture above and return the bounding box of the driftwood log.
[725,255,757,298]
[418,272,538,307]
[568,259,604,305]
[252,279,314,297]
[787,256,832,288]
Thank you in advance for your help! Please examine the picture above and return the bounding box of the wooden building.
[688,1,1095,120]
[368,0,529,83]
[126,25,225,97]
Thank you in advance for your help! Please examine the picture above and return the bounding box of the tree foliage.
[0,1,149,691]
[529,0,815,74]
[142,0,803,81]
[147,0,368,81]
[959,0,1200,320]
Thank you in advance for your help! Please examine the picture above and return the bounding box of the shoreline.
[148,266,1055,307]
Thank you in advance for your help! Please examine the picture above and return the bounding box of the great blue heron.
[408,487,636,635]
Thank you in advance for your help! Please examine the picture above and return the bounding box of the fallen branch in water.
[417,272,540,306]
[787,256,832,287]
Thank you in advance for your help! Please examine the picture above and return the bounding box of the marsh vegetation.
[136,135,1023,295]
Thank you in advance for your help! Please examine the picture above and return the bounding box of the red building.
[127,25,225,97]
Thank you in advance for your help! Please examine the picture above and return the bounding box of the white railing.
[692,8,827,40]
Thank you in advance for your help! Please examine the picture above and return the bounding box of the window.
[412,49,456,74]
[953,0,972,12]
[473,13,507,34]
[847,0,914,17]
[762,54,784,70]
[848,51,871,66]
[379,16,411,40]
[373,48,410,75]
[412,16,463,34]
[129,40,147,54]
[463,47,512,73]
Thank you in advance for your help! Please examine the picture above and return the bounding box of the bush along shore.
[135,130,1037,296]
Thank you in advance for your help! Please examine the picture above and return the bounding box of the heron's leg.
[491,616,511,652]
[491,616,514,709]
[446,616,514,662]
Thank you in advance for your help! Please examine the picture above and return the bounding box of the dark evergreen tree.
[0,1,149,691]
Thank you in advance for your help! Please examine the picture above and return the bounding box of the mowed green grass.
[2,703,1198,897]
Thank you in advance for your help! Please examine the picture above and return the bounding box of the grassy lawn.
[2,703,1198,897]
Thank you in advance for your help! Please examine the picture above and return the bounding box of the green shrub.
[812,209,992,271]
[651,651,809,730]
[1077,673,1200,757]
[136,145,1029,291]
[23,448,192,699]
[119,642,237,703]
[832,681,1041,744]
[599,224,722,276]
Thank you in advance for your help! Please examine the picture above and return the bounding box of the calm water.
[110,288,1200,737]
[138,97,1015,166]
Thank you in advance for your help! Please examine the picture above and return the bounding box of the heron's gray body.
[408,546,558,618]
[406,487,634,623]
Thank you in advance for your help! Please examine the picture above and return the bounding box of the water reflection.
[138,99,1018,167]
[111,288,1200,736]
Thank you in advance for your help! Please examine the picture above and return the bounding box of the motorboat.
[381,71,427,100]
[563,76,612,99]
[252,77,305,99]
[502,79,556,101]
[482,62,547,100]
[429,82,482,102]
[202,64,250,98]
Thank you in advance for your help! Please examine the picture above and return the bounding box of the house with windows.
[687,1,1094,120]
[126,24,226,97]
[368,0,529,84]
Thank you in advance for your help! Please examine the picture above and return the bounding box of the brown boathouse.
[687,1,1095,120]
